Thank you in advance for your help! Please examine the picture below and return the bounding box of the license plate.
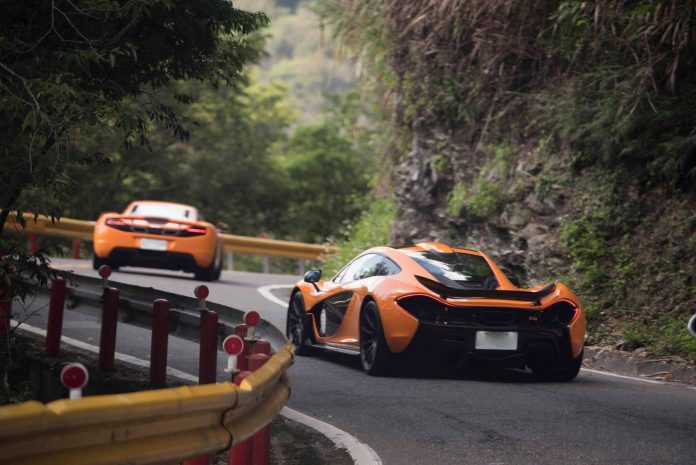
[475,331,518,350]
[139,238,167,251]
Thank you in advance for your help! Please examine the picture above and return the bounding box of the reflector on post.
[245,311,260,340]
[61,363,88,399]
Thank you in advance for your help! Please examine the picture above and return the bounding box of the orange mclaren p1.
[287,242,585,380]
[93,201,223,281]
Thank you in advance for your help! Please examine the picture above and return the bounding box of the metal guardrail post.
[72,239,81,259]
[98,287,120,371]
[298,259,306,276]
[45,278,67,356]
[229,371,253,465]
[28,233,39,254]
[262,256,270,274]
[150,299,170,386]
[226,252,234,271]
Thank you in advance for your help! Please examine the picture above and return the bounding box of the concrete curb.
[584,346,696,385]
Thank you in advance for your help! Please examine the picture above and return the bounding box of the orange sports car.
[93,201,223,281]
[287,242,585,380]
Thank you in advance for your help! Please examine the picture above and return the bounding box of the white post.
[263,256,270,274]
[299,259,306,275]
[226,252,234,271]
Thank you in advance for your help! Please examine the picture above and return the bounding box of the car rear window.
[405,251,497,289]
[129,203,195,221]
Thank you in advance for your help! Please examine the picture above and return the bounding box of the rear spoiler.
[415,275,558,306]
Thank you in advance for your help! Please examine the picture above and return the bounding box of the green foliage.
[560,216,610,290]
[623,317,696,359]
[0,237,68,303]
[320,198,395,277]
[0,0,268,234]
[272,122,373,242]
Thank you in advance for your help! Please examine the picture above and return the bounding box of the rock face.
[391,129,569,285]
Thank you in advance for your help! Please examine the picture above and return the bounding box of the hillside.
[322,1,696,360]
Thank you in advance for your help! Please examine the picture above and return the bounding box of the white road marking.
[257,284,293,308]
[281,406,382,465]
[580,368,666,385]
[13,320,383,465]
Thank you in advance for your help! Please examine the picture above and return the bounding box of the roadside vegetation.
[321,0,696,361]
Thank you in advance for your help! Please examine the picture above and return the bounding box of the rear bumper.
[101,247,200,272]
[93,224,216,267]
[407,322,574,369]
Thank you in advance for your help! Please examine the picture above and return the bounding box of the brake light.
[105,217,126,226]
[186,228,206,234]
[104,217,130,231]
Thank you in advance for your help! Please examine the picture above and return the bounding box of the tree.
[0,0,268,235]
[275,123,373,243]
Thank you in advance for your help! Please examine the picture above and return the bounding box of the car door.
[315,253,385,347]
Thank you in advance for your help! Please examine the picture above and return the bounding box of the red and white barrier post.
[229,370,253,465]
[72,239,81,259]
[235,324,249,371]
[0,287,12,338]
[249,339,271,465]
[183,286,218,465]
[99,264,111,288]
[223,335,244,376]
[98,267,119,371]
[150,299,170,385]
[196,285,218,385]
[61,363,88,399]
[245,311,260,340]
[46,277,67,356]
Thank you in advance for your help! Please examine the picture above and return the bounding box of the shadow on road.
[303,349,590,384]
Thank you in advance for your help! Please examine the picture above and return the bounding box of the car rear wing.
[415,275,558,306]
[107,214,205,228]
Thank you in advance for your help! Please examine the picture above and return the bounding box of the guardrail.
[5,212,336,270]
[0,273,294,464]
[0,349,293,464]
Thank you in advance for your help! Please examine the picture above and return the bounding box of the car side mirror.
[688,314,696,339]
[304,269,322,283]
[304,269,322,292]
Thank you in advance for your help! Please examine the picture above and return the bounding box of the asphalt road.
[18,259,696,465]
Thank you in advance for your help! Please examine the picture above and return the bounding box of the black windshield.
[405,251,498,289]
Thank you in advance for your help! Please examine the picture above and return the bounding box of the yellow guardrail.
[6,213,336,260]
[0,343,294,465]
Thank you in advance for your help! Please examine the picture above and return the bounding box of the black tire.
[532,350,583,382]
[359,300,394,376]
[286,292,313,356]
[194,260,217,282]
[92,255,107,270]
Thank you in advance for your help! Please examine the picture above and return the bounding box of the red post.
[198,310,219,384]
[0,287,12,338]
[249,353,271,465]
[29,233,39,254]
[229,371,253,465]
[45,278,67,356]
[235,324,249,372]
[72,239,81,259]
[98,287,119,371]
[150,299,170,385]
[250,339,271,356]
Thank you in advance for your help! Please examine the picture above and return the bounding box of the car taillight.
[180,227,207,237]
[539,301,577,326]
[104,217,130,231]
[396,295,447,322]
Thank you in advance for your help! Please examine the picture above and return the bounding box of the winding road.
[17,259,696,465]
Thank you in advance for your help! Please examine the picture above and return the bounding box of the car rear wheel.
[194,258,219,282]
[360,300,394,376]
[286,292,313,356]
[532,350,583,382]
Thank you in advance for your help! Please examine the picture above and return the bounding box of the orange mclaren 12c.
[287,242,586,380]
[93,201,223,281]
